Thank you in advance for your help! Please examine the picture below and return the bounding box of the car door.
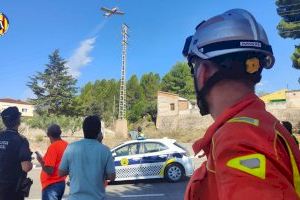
[139,142,169,178]
[112,142,144,181]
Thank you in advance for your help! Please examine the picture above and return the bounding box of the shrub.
[35,134,44,142]
[25,114,83,135]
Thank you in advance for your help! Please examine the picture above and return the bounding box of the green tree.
[140,73,161,122]
[161,62,195,99]
[140,73,161,101]
[27,50,77,115]
[276,0,300,71]
[25,115,82,135]
[127,75,143,110]
[78,79,119,125]
[127,100,147,123]
[291,45,300,70]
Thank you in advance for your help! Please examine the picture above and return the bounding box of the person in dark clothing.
[0,107,33,200]
[282,121,299,146]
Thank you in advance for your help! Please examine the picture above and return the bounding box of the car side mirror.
[112,152,117,157]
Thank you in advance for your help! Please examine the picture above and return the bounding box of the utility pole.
[115,23,129,137]
[118,24,129,120]
[113,95,116,125]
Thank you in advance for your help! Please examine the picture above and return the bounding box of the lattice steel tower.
[118,24,129,119]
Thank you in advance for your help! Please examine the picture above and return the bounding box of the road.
[26,143,204,200]
[27,168,189,200]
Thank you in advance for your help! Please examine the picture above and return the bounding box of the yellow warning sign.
[0,13,9,36]
[120,158,129,166]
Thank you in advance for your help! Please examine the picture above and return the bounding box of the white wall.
[0,102,34,117]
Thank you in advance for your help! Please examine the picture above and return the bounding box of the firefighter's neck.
[207,80,254,120]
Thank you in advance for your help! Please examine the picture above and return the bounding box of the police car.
[111,138,194,182]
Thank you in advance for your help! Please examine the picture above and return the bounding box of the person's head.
[83,115,101,139]
[282,121,293,134]
[182,9,275,116]
[1,107,21,130]
[137,126,142,133]
[47,124,62,141]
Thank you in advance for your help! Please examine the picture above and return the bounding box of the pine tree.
[161,62,195,99]
[27,50,77,115]
[276,0,300,71]
[127,75,143,110]
[78,79,120,125]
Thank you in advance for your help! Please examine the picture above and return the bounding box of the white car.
[111,138,194,182]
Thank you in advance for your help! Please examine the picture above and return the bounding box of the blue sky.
[1,0,299,100]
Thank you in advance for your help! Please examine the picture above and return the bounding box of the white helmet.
[183,9,275,69]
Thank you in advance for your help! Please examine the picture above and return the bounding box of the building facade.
[157,90,300,131]
[0,98,34,117]
[156,91,213,131]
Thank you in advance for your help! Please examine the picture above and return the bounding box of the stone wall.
[158,106,300,132]
[158,108,213,132]
[286,90,300,108]
[267,108,300,128]
[177,110,213,130]
[157,90,300,131]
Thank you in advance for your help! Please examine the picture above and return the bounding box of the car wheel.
[164,163,184,182]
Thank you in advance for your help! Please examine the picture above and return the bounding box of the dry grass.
[24,120,206,153]
[23,124,300,159]
[102,135,127,148]
[141,123,205,143]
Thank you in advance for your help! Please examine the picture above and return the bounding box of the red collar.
[192,93,263,155]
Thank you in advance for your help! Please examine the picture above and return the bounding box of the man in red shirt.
[182,9,300,199]
[36,124,68,200]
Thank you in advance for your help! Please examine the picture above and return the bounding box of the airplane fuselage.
[104,8,117,17]
[102,7,124,17]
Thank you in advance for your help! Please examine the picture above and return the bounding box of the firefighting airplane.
[101,7,125,17]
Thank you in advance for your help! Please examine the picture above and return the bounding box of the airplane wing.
[115,11,125,15]
[101,7,113,13]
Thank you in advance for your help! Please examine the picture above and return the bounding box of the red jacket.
[185,93,300,200]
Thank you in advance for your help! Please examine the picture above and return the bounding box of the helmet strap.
[194,63,262,116]
[194,71,226,116]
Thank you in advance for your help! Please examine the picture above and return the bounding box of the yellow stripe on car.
[159,158,175,176]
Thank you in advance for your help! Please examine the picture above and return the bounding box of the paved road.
[27,169,189,200]
[26,143,205,200]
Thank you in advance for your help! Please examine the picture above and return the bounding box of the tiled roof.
[0,98,32,105]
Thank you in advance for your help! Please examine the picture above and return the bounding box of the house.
[260,89,300,109]
[260,89,287,103]
[156,90,300,131]
[0,98,34,117]
[156,91,213,130]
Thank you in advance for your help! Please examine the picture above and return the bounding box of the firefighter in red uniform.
[182,9,300,200]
